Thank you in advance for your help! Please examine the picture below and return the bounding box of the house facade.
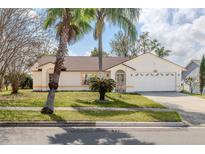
[31,53,185,92]
[182,60,204,93]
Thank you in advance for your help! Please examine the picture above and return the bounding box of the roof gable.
[182,61,199,80]
[106,52,185,71]
[145,53,186,70]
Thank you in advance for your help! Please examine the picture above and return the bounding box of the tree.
[200,55,205,94]
[185,77,195,94]
[3,75,10,91]
[94,9,140,75]
[93,9,140,101]
[0,9,53,91]
[90,48,109,57]
[135,32,171,57]
[6,49,35,94]
[41,9,95,114]
[136,32,151,54]
[110,31,138,57]
[89,77,116,101]
[155,46,171,58]
[151,39,171,57]
[7,72,25,94]
[20,74,33,89]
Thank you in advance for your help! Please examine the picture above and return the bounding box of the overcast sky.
[40,9,205,67]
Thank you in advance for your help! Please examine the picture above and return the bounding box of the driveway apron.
[140,92,205,126]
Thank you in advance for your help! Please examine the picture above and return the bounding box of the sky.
[38,9,205,67]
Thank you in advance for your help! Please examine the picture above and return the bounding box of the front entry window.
[115,70,126,92]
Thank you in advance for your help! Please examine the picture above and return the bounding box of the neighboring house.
[182,60,204,93]
[31,53,185,92]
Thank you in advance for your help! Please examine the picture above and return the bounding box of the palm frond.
[44,8,96,45]
[44,8,64,29]
[105,8,140,42]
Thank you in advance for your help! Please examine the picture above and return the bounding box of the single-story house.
[182,59,204,93]
[31,52,185,92]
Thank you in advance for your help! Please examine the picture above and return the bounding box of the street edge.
[0,121,188,127]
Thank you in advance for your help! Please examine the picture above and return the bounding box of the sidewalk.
[0,106,173,112]
[0,107,186,127]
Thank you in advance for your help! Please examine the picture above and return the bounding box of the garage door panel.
[134,72,176,91]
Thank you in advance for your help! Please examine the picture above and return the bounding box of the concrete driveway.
[140,92,205,126]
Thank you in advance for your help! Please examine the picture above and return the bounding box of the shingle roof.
[36,56,129,71]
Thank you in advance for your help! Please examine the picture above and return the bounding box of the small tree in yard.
[89,77,116,101]
[185,77,195,94]
[200,55,205,94]
[3,75,10,91]
[20,74,33,89]
[7,72,25,94]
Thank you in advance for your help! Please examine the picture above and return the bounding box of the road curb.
[0,121,188,127]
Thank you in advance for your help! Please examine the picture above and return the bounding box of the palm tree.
[41,9,95,114]
[154,46,171,58]
[151,39,171,58]
[94,9,140,77]
[93,9,140,101]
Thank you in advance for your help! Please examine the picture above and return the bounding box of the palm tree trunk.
[98,32,103,79]
[41,29,68,114]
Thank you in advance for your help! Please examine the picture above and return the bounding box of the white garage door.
[134,72,176,91]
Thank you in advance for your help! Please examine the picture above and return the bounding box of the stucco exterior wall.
[32,53,184,92]
[108,64,135,92]
[33,72,89,91]
[108,53,183,92]
[32,71,42,91]
[32,63,89,91]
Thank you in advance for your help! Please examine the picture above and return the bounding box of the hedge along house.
[31,52,186,92]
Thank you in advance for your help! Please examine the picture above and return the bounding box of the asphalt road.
[1,127,205,145]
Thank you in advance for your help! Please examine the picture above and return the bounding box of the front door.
[115,70,126,92]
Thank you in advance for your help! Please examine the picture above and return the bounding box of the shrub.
[89,77,116,101]
[20,74,33,89]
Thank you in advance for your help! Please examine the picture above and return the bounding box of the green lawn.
[0,110,181,122]
[0,89,164,108]
[181,91,205,99]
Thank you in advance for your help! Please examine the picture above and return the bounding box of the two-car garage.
[108,53,185,93]
[134,72,176,92]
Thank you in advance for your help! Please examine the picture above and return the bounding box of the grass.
[0,110,181,122]
[0,89,164,108]
[181,90,205,99]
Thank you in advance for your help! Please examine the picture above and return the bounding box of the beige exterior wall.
[107,64,135,92]
[32,53,184,92]
[32,63,96,91]
[32,71,42,91]
[108,53,184,92]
